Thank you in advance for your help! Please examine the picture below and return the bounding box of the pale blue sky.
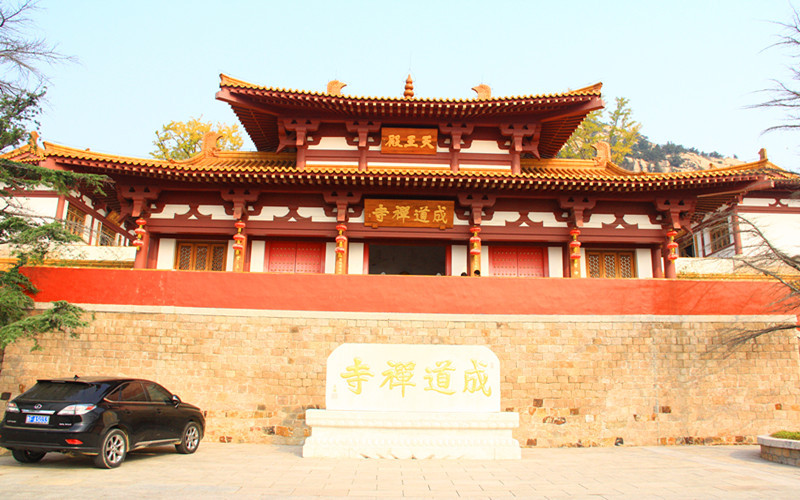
[25,1,800,171]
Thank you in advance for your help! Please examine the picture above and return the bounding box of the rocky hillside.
[620,136,743,173]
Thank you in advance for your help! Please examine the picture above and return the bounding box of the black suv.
[0,377,204,468]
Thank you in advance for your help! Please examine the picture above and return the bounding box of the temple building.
[2,76,799,448]
[4,75,798,278]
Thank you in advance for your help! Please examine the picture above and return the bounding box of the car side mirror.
[172,394,181,407]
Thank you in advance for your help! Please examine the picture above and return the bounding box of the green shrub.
[771,430,800,440]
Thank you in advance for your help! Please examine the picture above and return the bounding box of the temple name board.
[327,343,500,412]
[365,199,454,229]
[381,127,438,154]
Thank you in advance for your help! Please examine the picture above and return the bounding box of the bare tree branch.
[0,0,75,95]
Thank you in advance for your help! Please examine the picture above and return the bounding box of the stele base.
[302,409,521,459]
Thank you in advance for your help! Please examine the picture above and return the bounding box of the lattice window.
[587,251,636,278]
[266,241,325,274]
[587,254,601,277]
[99,225,116,246]
[709,222,732,253]
[65,204,87,238]
[175,242,227,271]
[488,246,545,277]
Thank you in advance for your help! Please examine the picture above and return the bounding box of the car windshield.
[20,381,113,403]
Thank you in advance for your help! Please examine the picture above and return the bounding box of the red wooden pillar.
[651,246,664,278]
[731,210,743,255]
[55,195,66,220]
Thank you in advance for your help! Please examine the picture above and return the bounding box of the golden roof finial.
[758,148,767,161]
[472,84,491,100]
[327,79,347,96]
[403,74,414,99]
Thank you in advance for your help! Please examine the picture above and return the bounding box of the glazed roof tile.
[37,142,800,193]
[216,75,605,155]
[219,74,604,102]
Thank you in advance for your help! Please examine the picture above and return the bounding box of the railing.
[61,220,129,247]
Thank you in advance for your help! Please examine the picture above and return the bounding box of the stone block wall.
[1,307,798,448]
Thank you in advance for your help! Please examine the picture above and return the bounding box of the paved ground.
[1,443,799,499]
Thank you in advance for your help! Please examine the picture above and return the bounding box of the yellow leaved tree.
[150,117,244,160]
[559,97,641,164]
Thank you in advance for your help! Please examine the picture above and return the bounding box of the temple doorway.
[367,244,447,276]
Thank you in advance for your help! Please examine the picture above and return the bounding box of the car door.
[112,382,155,446]
[144,382,184,440]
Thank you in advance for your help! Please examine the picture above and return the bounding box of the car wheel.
[11,449,46,463]
[94,428,127,469]
[175,421,201,454]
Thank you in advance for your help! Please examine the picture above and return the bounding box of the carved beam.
[558,195,596,228]
[221,188,261,220]
[323,190,363,223]
[439,123,474,173]
[278,118,321,169]
[655,198,696,231]
[457,193,496,225]
[499,122,541,173]
[117,185,162,218]
[345,120,381,171]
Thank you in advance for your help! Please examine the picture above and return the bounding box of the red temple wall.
[1,268,798,448]
[17,267,791,316]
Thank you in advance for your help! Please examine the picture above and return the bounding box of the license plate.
[25,414,50,425]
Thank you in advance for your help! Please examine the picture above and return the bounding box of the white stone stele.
[302,343,521,459]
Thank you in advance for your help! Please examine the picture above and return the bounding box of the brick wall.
[2,307,798,447]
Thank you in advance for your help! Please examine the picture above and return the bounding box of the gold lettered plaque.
[381,128,438,155]
[365,199,454,229]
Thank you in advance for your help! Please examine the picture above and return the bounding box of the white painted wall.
[466,140,505,154]
[325,242,336,274]
[348,242,365,275]
[635,248,653,278]
[250,240,266,272]
[225,241,235,272]
[480,211,568,228]
[451,245,468,276]
[740,212,800,257]
[157,238,176,269]
[548,247,563,277]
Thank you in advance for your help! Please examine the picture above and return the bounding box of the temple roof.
[25,142,798,197]
[218,74,605,103]
[215,75,605,157]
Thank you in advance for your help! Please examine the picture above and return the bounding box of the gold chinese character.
[404,135,419,147]
[372,203,389,222]
[432,205,448,225]
[380,361,416,397]
[413,205,430,223]
[341,357,374,395]
[393,205,410,223]
[424,360,456,395]
[464,359,491,397]
[420,135,435,149]
[385,134,402,148]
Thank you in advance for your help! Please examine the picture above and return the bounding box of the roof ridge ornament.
[28,130,40,154]
[202,131,223,157]
[759,148,767,161]
[327,79,347,96]
[592,141,611,167]
[472,84,491,100]
[403,75,414,99]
